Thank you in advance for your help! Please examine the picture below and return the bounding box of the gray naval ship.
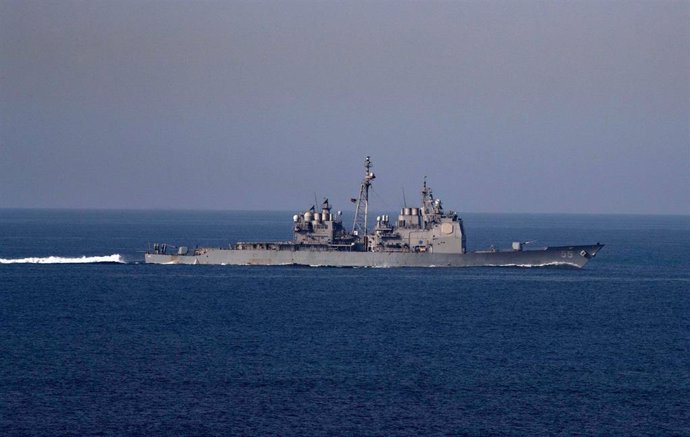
[146,157,603,268]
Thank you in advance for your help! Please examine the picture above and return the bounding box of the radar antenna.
[352,156,375,236]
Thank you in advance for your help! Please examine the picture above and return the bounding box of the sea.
[1,209,688,435]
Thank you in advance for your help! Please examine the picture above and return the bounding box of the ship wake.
[484,261,581,268]
[0,254,126,264]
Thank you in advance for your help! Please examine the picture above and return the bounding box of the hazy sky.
[1,0,688,214]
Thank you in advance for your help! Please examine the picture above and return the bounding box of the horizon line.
[0,207,688,217]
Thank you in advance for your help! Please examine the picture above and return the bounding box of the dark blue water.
[1,210,688,435]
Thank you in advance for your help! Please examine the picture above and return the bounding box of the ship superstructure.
[145,157,603,267]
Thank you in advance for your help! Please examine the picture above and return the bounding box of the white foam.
[484,262,581,268]
[0,254,125,264]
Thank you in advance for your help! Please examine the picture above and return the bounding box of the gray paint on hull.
[145,244,604,268]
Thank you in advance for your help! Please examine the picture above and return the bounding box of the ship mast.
[352,156,375,236]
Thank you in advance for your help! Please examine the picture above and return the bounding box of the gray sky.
[1,0,688,214]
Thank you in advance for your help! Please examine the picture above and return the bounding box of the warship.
[145,157,603,268]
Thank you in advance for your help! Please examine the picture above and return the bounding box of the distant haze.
[1,0,688,214]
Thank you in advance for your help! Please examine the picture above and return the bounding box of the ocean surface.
[1,209,688,435]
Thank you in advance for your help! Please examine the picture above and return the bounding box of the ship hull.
[144,244,604,268]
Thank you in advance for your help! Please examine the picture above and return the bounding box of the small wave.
[484,262,580,268]
[0,254,125,264]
